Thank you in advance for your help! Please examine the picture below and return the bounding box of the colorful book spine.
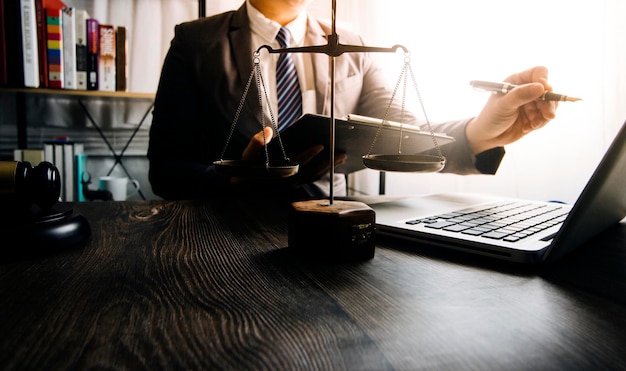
[115,25,126,91]
[98,24,115,92]
[63,141,74,201]
[45,7,63,89]
[74,9,89,90]
[20,0,39,87]
[86,18,98,90]
[61,7,76,89]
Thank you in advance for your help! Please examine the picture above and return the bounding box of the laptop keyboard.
[405,201,569,243]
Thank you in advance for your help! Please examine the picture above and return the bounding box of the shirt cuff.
[474,147,505,174]
[433,117,505,175]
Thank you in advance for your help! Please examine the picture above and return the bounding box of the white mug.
[99,176,140,201]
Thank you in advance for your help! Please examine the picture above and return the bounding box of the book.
[86,17,98,90]
[115,25,126,91]
[20,0,39,88]
[33,0,47,87]
[13,148,44,164]
[54,142,64,199]
[43,140,65,198]
[3,0,25,87]
[65,141,84,201]
[63,141,74,200]
[74,9,89,90]
[61,7,76,89]
[75,152,87,201]
[43,141,53,164]
[34,0,65,88]
[44,139,83,201]
[45,7,63,89]
[44,140,64,199]
[98,24,115,91]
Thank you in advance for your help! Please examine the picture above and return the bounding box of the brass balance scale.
[213,0,446,262]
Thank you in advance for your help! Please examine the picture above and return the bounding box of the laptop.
[366,120,626,265]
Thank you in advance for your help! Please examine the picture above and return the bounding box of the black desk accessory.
[0,161,91,261]
[215,0,446,262]
[289,199,376,262]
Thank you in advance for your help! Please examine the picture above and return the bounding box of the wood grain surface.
[1,200,625,370]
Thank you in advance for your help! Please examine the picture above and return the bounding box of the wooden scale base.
[288,199,376,262]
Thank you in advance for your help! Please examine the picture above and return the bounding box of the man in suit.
[148,0,557,200]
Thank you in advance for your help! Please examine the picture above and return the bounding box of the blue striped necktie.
[276,27,302,132]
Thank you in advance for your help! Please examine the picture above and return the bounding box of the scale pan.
[362,154,445,173]
[213,160,299,178]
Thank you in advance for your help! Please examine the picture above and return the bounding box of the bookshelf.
[1,86,154,199]
[4,87,154,99]
[1,0,207,200]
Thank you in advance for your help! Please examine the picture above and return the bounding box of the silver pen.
[470,80,581,102]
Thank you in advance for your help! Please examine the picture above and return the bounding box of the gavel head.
[0,161,61,210]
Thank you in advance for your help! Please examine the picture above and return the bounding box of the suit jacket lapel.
[229,5,263,128]
[230,5,253,88]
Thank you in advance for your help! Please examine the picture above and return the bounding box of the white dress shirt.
[246,1,346,197]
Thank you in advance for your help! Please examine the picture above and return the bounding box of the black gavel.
[0,161,61,210]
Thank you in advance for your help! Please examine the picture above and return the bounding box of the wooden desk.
[1,199,625,370]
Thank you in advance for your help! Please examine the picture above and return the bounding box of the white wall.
[70,0,199,93]
[337,0,626,204]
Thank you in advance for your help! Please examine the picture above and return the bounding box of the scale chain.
[365,53,444,163]
[217,52,290,163]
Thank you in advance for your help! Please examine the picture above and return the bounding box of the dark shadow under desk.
[1,199,625,370]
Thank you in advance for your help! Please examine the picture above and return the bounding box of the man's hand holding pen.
[470,80,581,102]
[465,66,563,155]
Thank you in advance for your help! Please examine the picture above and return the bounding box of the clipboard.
[271,113,455,174]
